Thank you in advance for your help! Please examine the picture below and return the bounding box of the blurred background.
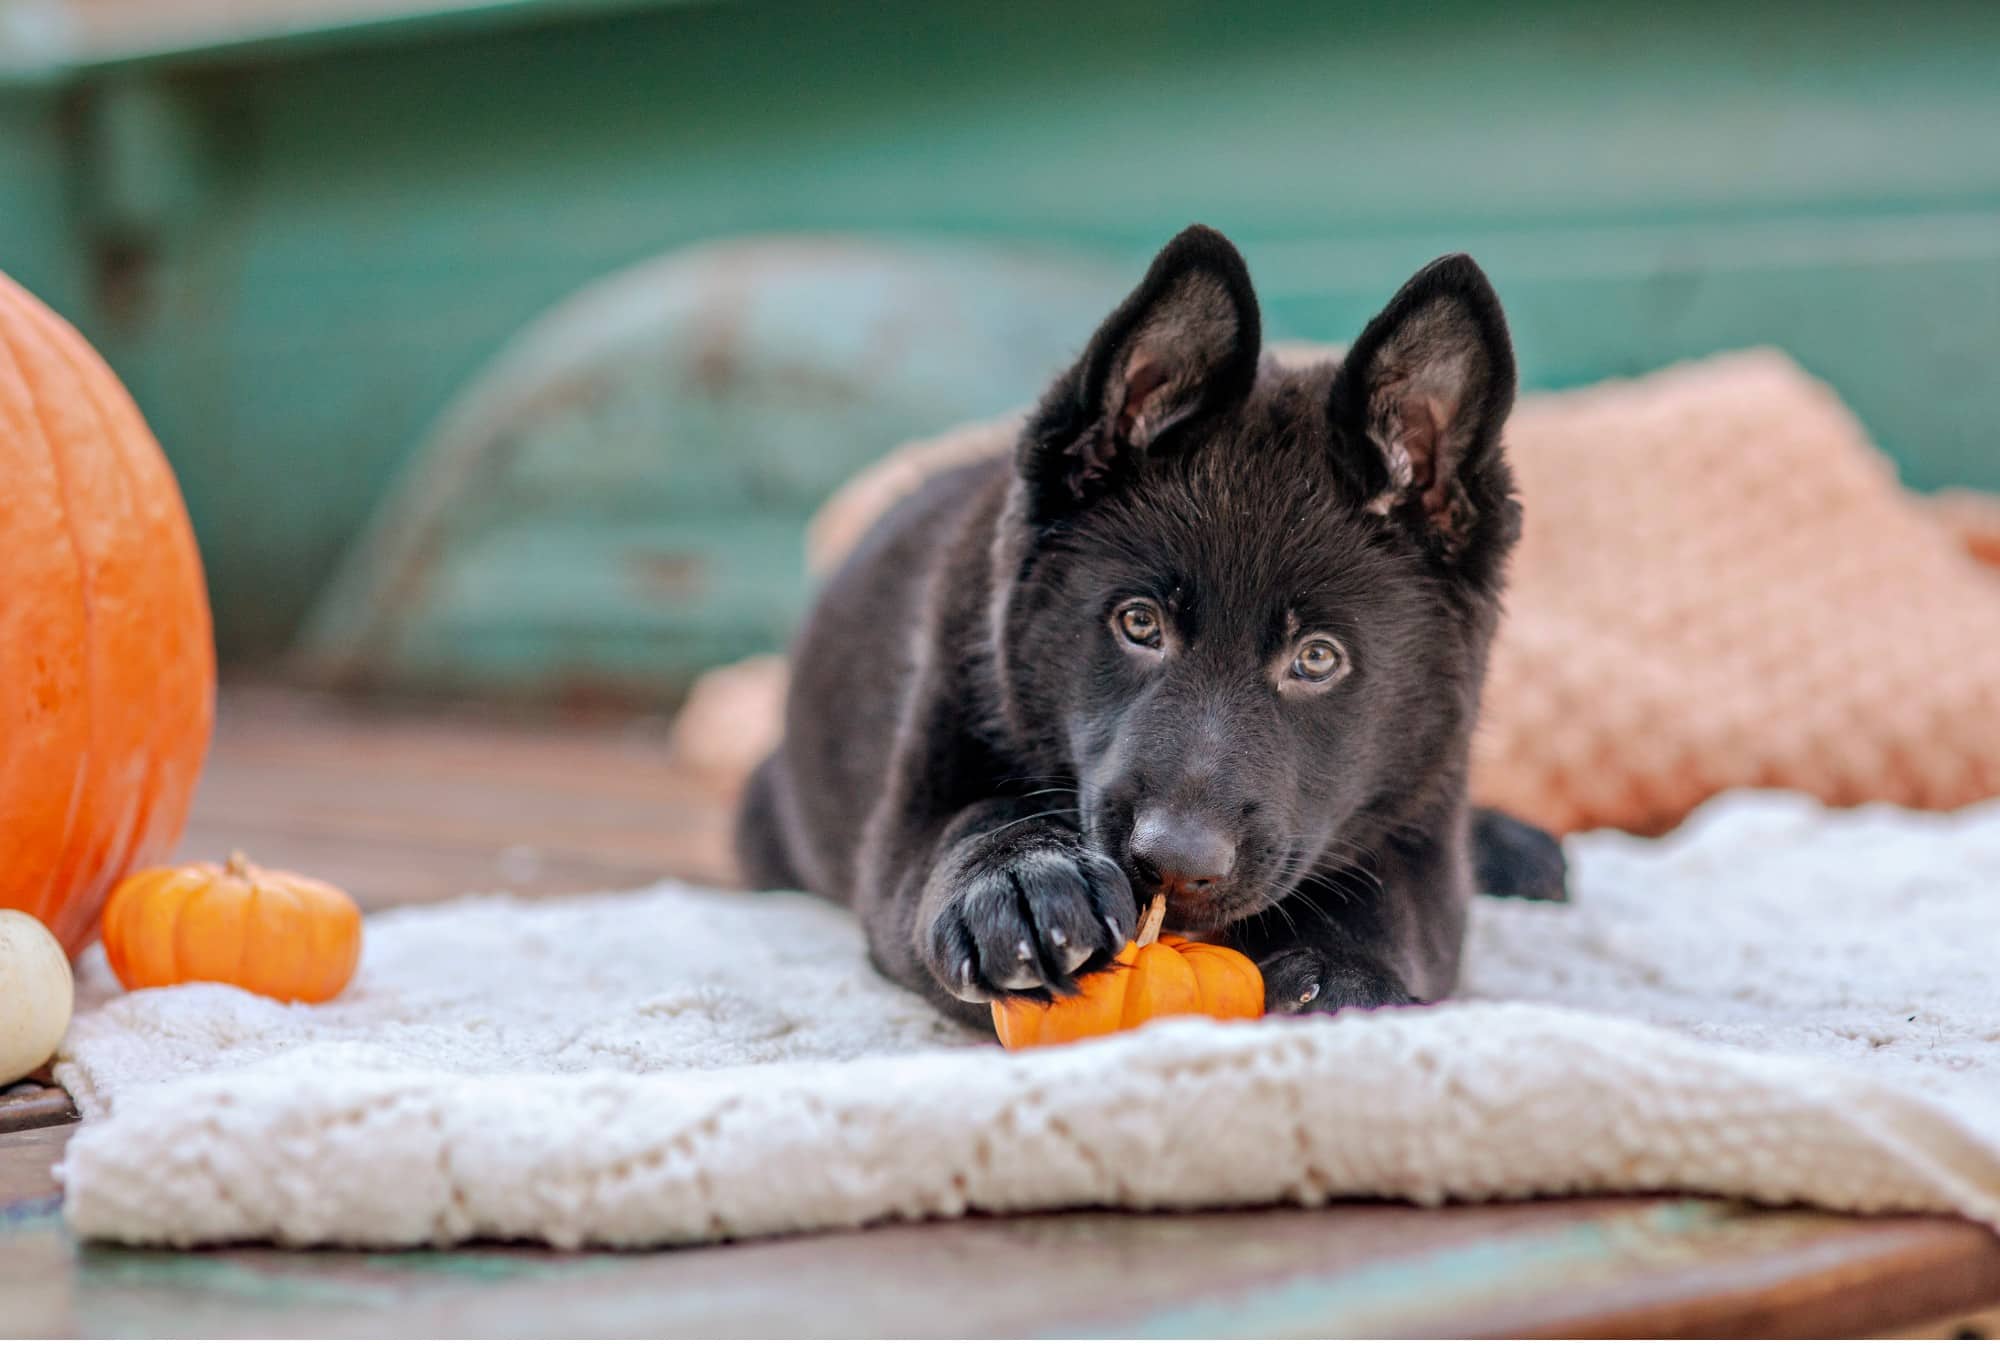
[3,0,1997,709]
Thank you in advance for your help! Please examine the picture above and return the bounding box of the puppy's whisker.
[996,774,1081,792]
[1265,896,1304,945]
[958,808,1082,849]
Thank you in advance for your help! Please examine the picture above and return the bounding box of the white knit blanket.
[55,791,2000,1249]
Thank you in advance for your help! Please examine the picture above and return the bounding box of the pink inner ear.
[1116,356,1176,445]
[1382,383,1464,486]
[1401,405,1440,491]
[1415,394,1462,513]
[1412,391,1467,482]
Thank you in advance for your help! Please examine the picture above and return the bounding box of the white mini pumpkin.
[0,910,73,1084]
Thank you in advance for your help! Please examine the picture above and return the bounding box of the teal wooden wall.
[0,90,84,317]
[4,0,1998,664]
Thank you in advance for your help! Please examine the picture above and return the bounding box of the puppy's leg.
[861,795,1139,1028]
[1229,892,1419,1015]
[1258,941,1417,1014]
[734,754,803,891]
[1226,835,1471,1015]
[1470,806,1568,902]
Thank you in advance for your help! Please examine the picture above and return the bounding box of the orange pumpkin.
[992,896,1264,1049]
[0,272,215,957]
[103,853,362,1003]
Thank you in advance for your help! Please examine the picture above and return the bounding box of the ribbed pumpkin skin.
[103,855,362,1003]
[0,272,215,957]
[991,934,1265,1049]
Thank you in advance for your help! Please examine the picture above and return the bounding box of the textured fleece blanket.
[54,791,2000,1250]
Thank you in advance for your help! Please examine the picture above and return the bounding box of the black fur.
[739,225,1566,1028]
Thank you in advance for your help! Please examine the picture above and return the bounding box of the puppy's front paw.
[924,842,1137,1003]
[1260,948,1416,1015]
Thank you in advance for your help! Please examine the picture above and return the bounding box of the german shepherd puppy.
[738,225,1564,1027]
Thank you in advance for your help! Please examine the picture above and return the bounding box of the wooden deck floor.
[4,686,1999,1337]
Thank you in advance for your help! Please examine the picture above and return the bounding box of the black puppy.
[738,225,1564,1026]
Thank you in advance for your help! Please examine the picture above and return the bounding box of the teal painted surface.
[299,238,1128,698]
[0,88,85,315]
[1,0,1996,663]
[0,0,703,85]
[1091,1200,1728,1337]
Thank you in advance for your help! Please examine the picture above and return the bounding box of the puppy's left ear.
[1019,224,1261,523]
[1330,254,1517,555]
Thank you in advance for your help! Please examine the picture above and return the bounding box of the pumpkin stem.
[1136,892,1167,948]
[226,850,251,878]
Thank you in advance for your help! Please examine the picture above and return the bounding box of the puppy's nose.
[1129,808,1236,896]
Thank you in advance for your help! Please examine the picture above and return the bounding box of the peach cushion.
[685,349,2000,837]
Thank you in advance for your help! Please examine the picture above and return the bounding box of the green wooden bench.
[297,235,1129,699]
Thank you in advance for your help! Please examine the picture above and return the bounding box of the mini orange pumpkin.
[102,853,362,1003]
[992,896,1264,1049]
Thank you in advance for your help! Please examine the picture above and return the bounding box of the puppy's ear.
[1330,254,1516,555]
[1019,225,1261,522]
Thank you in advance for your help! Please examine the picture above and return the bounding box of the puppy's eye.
[1290,637,1347,684]
[1113,600,1164,650]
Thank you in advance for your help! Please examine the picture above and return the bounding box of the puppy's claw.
[986,940,1043,990]
[954,958,992,1003]
[1047,926,1091,974]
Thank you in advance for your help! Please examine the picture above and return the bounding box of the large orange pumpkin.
[992,896,1265,1049]
[0,272,215,956]
[103,853,362,1003]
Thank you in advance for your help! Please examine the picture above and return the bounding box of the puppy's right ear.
[1018,225,1261,524]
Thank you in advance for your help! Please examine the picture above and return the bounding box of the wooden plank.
[1891,1304,2000,1338]
[0,1085,79,1135]
[1426,1213,2000,1339]
[0,1125,74,1338]
[20,1188,2000,1338]
[172,684,740,902]
[0,1122,70,1208]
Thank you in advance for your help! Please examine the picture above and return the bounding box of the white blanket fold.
[55,791,2000,1249]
